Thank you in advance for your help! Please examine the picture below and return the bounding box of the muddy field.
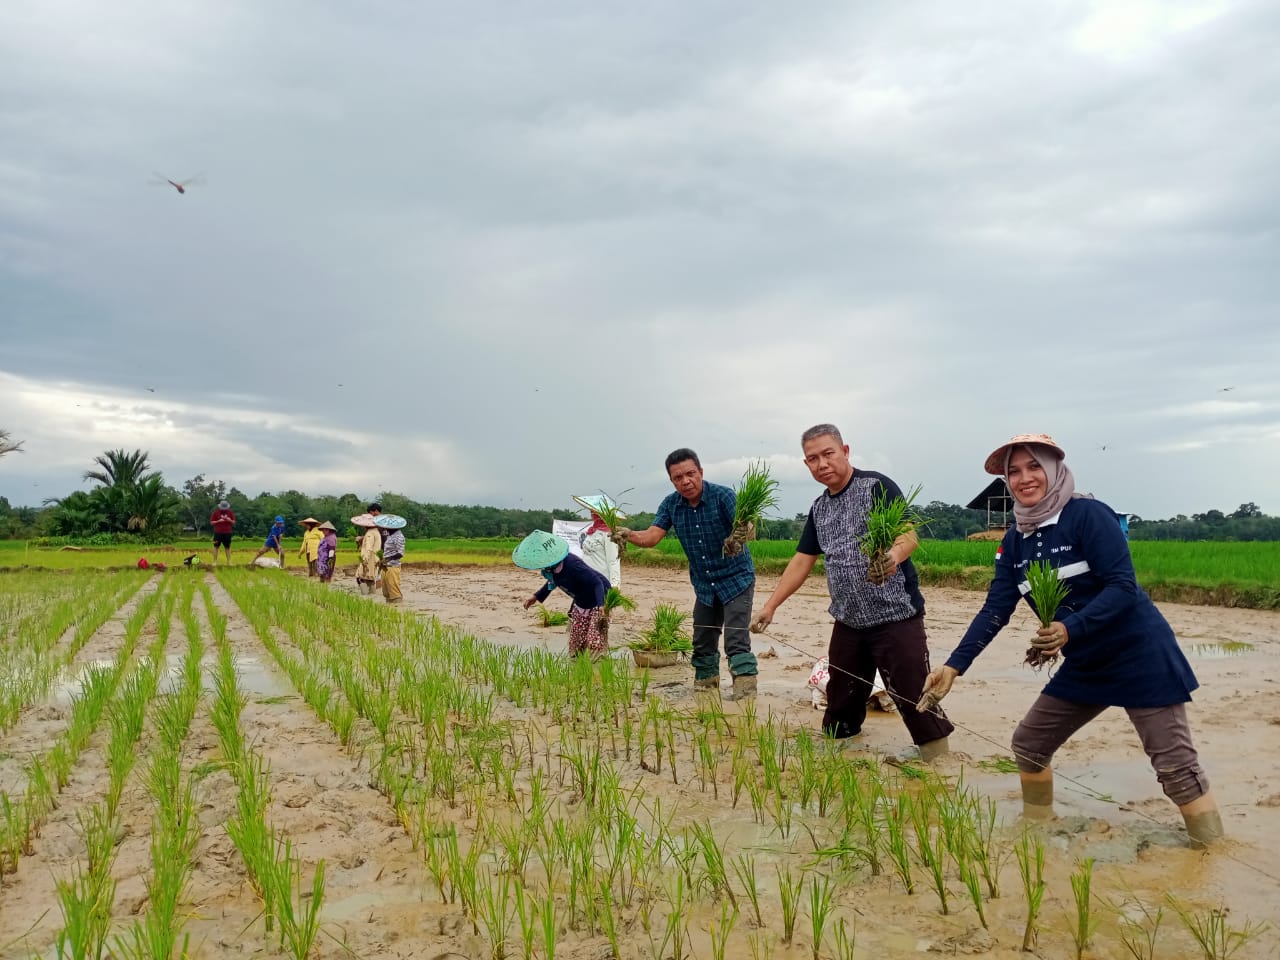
[0,564,1277,959]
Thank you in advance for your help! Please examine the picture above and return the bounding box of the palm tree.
[0,429,23,458]
[125,475,180,533]
[84,449,152,488]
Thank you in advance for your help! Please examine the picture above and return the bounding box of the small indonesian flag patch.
[995,546,1003,562]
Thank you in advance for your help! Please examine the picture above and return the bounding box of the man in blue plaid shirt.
[618,448,759,699]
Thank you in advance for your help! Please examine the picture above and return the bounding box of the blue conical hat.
[512,530,570,570]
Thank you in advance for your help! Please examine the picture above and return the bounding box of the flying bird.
[1217,386,1235,393]
[150,172,204,195]
[1096,443,1110,452]
[145,386,156,393]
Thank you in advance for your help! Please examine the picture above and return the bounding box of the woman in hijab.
[919,434,1223,847]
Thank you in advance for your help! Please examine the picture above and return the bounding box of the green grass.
[3,537,1277,608]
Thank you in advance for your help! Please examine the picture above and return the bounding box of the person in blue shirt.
[919,434,1223,847]
[617,448,759,700]
[515,530,611,658]
[253,516,287,567]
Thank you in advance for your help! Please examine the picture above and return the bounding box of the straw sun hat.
[983,434,1066,476]
[512,530,570,570]
[300,517,320,526]
[318,521,337,531]
[350,513,378,527]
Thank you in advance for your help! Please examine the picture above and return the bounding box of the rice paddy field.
[5,537,1278,609]
[0,563,1277,959]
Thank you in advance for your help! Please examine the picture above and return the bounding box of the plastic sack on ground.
[806,659,896,713]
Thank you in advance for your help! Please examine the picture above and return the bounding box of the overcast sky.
[2,0,1277,521]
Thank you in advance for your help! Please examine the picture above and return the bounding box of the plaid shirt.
[654,481,754,605]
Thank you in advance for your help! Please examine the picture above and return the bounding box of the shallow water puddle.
[1187,640,1255,659]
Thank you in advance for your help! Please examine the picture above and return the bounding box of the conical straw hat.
[512,530,570,570]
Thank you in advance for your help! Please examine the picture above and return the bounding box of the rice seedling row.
[0,571,146,734]
[51,578,178,958]
[204,580,327,960]
[0,576,169,878]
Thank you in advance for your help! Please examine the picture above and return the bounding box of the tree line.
[3,445,1278,542]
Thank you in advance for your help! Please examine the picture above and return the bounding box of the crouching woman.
[514,530,611,659]
[920,434,1223,847]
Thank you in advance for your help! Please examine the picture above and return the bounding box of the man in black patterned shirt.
[752,424,953,758]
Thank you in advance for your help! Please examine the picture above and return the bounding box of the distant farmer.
[298,518,322,576]
[210,500,236,565]
[253,515,287,567]
[378,524,405,603]
[919,435,1223,846]
[616,448,759,700]
[515,530,611,658]
[353,515,381,595]
[751,424,953,760]
[316,521,338,583]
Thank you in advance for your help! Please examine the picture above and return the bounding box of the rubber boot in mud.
[731,674,757,701]
[1183,810,1225,850]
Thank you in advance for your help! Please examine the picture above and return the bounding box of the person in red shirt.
[210,499,236,565]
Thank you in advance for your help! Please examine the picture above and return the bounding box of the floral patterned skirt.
[567,604,607,657]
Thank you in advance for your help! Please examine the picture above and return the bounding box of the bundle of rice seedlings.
[859,484,928,583]
[578,494,629,554]
[533,606,570,628]
[1024,561,1069,670]
[597,587,638,642]
[724,462,781,557]
[628,604,693,654]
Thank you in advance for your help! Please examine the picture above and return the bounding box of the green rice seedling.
[658,871,690,960]
[967,794,1004,899]
[1114,897,1164,960]
[1016,829,1046,952]
[859,483,927,582]
[477,867,513,959]
[731,853,763,927]
[630,604,693,655]
[598,879,623,960]
[513,883,537,960]
[958,857,988,930]
[807,873,836,960]
[1024,559,1070,668]
[909,795,949,915]
[748,931,774,960]
[710,902,739,960]
[777,865,804,945]
[533,605,570,628]
[1069,857,1098,960]
[831,916,856,960]
[269,849,325,960]
[696,730,720,798]
[540,890,557,960]
[766,779,793,839]
[54,861,117,960]
[724,461,780,556]
[842,770,883,877]
[691,820,737,911]
[1167,896,1269,960]
[883,794,914,894]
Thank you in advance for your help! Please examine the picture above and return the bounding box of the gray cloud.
[2,0,1277,518]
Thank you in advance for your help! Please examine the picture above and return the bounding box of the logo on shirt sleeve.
[994,546,1003,564]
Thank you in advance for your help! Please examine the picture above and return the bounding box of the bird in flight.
[145,387,156,393]
[1217,386,1235,393]
[150,172,204,195]
[1096,443,1110,452]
